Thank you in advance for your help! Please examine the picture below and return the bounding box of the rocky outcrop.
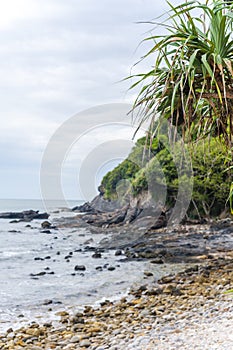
[71,191,168,230]
[0,210,49,222]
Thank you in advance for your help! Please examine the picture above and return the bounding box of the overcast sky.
[0,0,182,200]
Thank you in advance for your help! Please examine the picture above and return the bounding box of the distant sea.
[0,198,82,213]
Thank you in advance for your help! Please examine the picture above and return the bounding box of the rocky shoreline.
[1,199,233,349]
[58,196,233,264]
[1,257,233,349]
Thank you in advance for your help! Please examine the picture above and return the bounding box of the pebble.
[74,265,86,271]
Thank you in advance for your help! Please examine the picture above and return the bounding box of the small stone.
[41,221,51,229]
[41,230,51,234]
[74,265,86,271]
[115,250,122,256]
[70,335,80,343]
[6,328,13,333]
[92,252,102,259]
[56,311,69,316]
[108,266,115,271]
[79,339,91,347]
[96,266,103,271]
[144,271,154,277]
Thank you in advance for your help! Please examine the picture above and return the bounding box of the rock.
[74,265,86,271]
[72,202,96,213]
[25,328,41,337]
[150,258,164,264]
[144,271,154,277]
[92,252,102,258]
[115,249,122,256]
[79,339,91,347]
[30,271,46,277]
[55,311,69,316]
[108,266,116,271]
[41,221,51,229]
[96,266,103,271]
[0,210,49,221]
[70,335,80,343]
[41,229,51,234]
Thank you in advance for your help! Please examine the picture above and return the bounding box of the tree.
[130,0,233,149]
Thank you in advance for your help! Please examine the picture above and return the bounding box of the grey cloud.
[0,0,180,198]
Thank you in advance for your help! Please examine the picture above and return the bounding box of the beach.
[0,200,232,349]
[1,256,233,349]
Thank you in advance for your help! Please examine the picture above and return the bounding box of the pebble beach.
[1,257,233,350]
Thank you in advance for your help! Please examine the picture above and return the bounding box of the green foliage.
[101,136,231,218]
[101,135,165,199]
[189,139,231,216]
[129,0,233,148]
[101,159,140,199]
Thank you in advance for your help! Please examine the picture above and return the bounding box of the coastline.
[0,204,232,349]
[1,257,233,349]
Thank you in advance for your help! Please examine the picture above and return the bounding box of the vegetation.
[130,0,233,148]
[101,136,231,218]
[101,0,232,219]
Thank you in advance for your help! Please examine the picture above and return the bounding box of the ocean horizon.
[0,198,84,213]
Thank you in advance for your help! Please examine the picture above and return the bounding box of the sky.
[0,0,182,201]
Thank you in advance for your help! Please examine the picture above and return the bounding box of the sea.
[0,199,183,333]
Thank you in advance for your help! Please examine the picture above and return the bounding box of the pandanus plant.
[130,0,233,148]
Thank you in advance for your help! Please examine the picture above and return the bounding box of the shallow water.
[0,200,187,333]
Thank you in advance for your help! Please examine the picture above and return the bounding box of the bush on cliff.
[100,136,231,218]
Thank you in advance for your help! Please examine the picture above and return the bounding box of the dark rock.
[96,266,103,271]
[144,271,153,277]
[84,246,96,251]
[65,255,72,259]
[30,271,46,277]
[72,202,96,213]
[6,328,13,333]
[41,221,51,229]
[107,266,115,271]
[115,250,122,256]
[0,210,49,221]
[92,252,102,259]
[74,265,86,271]
[124,206,142,224]
[150,258,164,264]
[41,230,51,234]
